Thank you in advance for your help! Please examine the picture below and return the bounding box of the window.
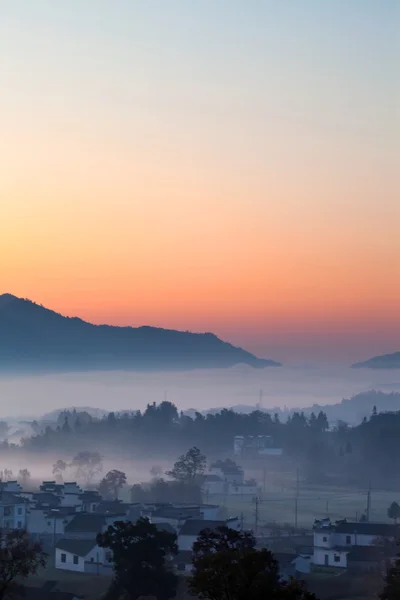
[90,557,94,563]
[4,507,11,517]
[47,522,52,526]
[17,508,22,515]
[334,555,341,563]
[17,521,22,529]
[322,536,327,542]
[61,553,66,563]
[73,555,79,565]
[346,535,351,544]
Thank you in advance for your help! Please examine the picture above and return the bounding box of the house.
[55,538,112,573]
[154,522,177,534]
[64,513,106,539]
[177,517,240,551]
[0,480,22,493]
[202,474,225,496]
[0,492,27,529]
[209,464,244,485]
[312,519,398,569]
[228,481,258,496]
[26,507,76,543]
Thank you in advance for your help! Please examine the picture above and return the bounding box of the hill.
[0,294,280,372]
[352,352,400,369]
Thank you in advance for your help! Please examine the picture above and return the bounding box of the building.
[312,519,397,570]
[0,492,27,529]
[55,538,112,574]
[202,474,225,496]
[234,435,283,457]
[227,481,258,496]
[177,517,240,551]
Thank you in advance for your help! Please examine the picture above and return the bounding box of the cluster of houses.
[2,479,397,577]
[312,518,398,572]
[0,479,239,575]
[202,461,259,497]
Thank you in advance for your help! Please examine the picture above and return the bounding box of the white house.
[202,475,225,496]
[228,481,258,496]
[55,538,111,573]
[177,518,240,551]
[312,519,397,569]
[0,493,26,530]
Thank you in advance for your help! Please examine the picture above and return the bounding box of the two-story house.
[0,492,27,529]
[312,518,397,569]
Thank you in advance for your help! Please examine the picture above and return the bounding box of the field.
[214,473,398,529]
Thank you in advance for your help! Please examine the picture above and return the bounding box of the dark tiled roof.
[32,493,61,507]
[64,513,105,533]
[154,522,176,534]
[0,492,26,505]
[56,538,97,557]
[179,519,225,536]
[95,501,129,514]
[204,475,223,482]
[335,522,397,536]
[347,546,386,562]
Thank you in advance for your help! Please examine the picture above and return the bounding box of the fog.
[1,365,400,418]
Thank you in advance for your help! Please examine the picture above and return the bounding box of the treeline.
[8,400,400,488]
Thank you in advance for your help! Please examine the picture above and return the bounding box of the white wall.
[200,506,220,520]
[56,548,85,573]
[313,548,347,569]
[202,481,224,495]
[228,484,257,496]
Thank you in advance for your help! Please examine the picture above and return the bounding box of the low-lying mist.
[1,365,400,419]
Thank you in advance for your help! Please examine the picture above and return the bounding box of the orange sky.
[1,1,399,364]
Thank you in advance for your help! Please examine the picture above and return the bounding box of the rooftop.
[64,513,105,534]
[56,538,97,557]
[179,519,225,536]
[154,522,177,534]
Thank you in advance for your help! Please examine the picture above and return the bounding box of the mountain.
[352,352,400,369]
[0,294,280,372]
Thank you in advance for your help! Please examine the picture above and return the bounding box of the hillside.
[0,294,280,372]
[352,352,400,369]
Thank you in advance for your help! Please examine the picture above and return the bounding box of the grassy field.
[215,480,397,528]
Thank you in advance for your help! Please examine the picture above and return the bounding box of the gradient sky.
[1,1,399,365]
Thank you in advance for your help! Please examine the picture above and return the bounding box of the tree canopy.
[97,517,178,600]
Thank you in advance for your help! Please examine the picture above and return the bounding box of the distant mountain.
[352,352,400,369]
[0,294,280,372]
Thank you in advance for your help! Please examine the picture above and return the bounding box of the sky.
[1,1,399,365]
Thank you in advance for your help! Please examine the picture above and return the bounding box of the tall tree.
[70,451,103,486]
[0,529,47,600]
[97,517,178,600]
[189,526,316,600]
[99,470,127,500]
[18,468,31,488]
[387,502,400,524]
[166,446,206,483]
[52,459,67,483]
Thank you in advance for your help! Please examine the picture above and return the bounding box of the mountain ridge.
[352,352,400,370]
[0,293,280,372]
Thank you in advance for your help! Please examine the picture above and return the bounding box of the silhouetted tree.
[166,446,206,483]
[189,526,316,600]
[0,529,47,600]
[97,518,178,600]
[18,469,31,488]
[99,470,127,500]
[71,451,103,486]
[387,502,400,524]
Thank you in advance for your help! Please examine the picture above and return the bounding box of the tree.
[99,470,127,500]
[70,451,103,486]
[0,529,47,600]
[189,526,316,600]
[3,469,13,482]
[387,502,400,524]
[97,517,178,600]
[18,469,31,488]
[381,551,400,600]
[52,459,67,483]
[166,446,206,483]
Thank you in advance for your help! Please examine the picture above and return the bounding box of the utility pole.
[254,496,259,535]
[294,468,300,529]
[366,481,371,522]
